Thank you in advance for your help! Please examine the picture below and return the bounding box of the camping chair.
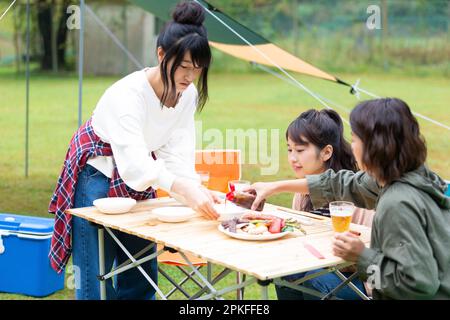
[156,149,242,299]
[445,181,450,197]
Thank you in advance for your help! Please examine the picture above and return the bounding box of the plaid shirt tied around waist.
[48,118,156,273]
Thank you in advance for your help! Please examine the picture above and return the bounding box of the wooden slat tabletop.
[67,197,371,280]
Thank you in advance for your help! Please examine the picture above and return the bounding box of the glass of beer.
[197,171,210,188]
[329,201,355,233]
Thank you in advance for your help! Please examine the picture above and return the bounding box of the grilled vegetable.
[284,218,307,235]
[221,215,307,235]
[281,225,295,232]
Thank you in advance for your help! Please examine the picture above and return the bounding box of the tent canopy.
[131,0,348,85]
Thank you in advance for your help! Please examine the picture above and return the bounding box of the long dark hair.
[350,98,427,185]
[286,109,357,212]
[157,1,211,111]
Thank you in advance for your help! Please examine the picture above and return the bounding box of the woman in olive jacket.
[249,98,450,300]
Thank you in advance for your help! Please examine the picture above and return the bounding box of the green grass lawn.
[0,68,449,300]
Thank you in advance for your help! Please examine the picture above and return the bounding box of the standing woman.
[48,1,219,300]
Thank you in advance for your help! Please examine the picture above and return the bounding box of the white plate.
[152,206,196,223]
[218,224,290,241]
[93,197,136,214]
[214,203,246,221]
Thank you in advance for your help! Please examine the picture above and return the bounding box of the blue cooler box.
[0,213,65,297]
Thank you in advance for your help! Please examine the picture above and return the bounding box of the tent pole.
[25,0,30,177]
[78,0,85,128]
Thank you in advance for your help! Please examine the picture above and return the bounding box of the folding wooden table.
[67,197,371,300]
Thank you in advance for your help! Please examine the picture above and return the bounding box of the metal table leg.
[104,227,167,300]
[258,280,271,300]
[98,228,106,300]
[260,285,269,300]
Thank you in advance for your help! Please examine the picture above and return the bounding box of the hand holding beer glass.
[329,201,355,233]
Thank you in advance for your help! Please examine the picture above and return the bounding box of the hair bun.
[172,1,206,26]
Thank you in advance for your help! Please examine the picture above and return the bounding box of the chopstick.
[276,207,327,221]
[303,243,325,259]
[349,230,361,236]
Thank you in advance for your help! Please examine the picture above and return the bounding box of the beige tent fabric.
[209,41,337,82]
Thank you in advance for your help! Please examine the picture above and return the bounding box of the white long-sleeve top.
[86,68,200,192]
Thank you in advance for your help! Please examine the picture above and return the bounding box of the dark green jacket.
[306,165,450,300]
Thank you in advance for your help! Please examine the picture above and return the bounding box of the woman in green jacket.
[249,98,450,300]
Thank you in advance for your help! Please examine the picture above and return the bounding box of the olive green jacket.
[306,165,450,300]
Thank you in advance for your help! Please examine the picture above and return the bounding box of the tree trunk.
[56,0,70,70]
[36,0,70,71]
[36,0,52,70]
[51,1,58,72]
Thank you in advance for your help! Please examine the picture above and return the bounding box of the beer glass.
[329,201,355,233]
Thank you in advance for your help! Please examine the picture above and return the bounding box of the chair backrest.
[156,244,206,266]
[156,150,241,266]
[156,149,242,197]
[195,149,242,193]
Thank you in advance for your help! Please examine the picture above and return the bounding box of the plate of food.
[218,213,306,241]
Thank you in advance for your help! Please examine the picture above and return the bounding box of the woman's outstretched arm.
[249,169,380,210]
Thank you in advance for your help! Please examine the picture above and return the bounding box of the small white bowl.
[93,197,137,214]
[152,206,196,223]
[214,203,246,221]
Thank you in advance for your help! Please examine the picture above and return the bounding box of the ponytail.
[322,109,358,172]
